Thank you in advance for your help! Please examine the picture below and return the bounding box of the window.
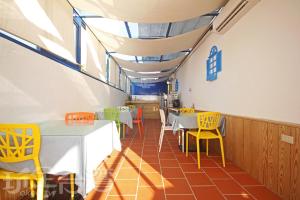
[73,11,86,64]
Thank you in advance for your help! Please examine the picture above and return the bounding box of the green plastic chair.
[104,108,121,136]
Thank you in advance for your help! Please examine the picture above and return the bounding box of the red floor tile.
[176,155,197,163]
[245,186,281,200]
[185,172,213,186]
[203,168,231,179]
[141,163,161,173]
[88,120,280,200]
[180,163,203,172]
[224,194,255,200]
[116,168,139,180]
[200,159,219,168]
[192,186,225,200]
[160,159,180,168]
[109,180,137,195]
[231,173,262,186]
[142,156,160,164]
[222,163,244,173]
[161,167,185,178]
[106,195,136,200]
[164,178,192,194]
[139,172,163,186]
[214,179,248,194]
[166,194,196,200]
[121,159,141,168]
[137,186,165,200]
[159,152,176,159]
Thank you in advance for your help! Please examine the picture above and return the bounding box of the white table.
[96,110,133,128]
[0,120,121,196]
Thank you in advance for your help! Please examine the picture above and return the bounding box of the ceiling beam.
[160,22,172,62]
[124,21,139,63]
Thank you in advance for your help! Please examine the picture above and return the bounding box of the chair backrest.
[118,106,129,112]
[159,109,166,126]
[104,108,120,122]
[0,124,42,173]
[180,108,195,113]
[65,112,95,123]
[136,107,143,120]
[197,112,221,131]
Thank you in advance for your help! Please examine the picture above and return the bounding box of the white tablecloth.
[96,110,133,128]
[0,120,121,195]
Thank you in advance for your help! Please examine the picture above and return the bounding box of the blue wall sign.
[175,79,179,92]
[206,45,222,81]
[131,81,167,95]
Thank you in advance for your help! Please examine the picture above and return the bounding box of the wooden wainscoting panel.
[290,127,300,200]
[243,120,268,184]
[266,123,279,194]
[224,116,234,162]
[230,117,244,169]
[278,125,294,200]
[243,119,252,174]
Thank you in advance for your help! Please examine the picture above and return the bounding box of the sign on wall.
[131,81,167,95]
[206,45,222,81]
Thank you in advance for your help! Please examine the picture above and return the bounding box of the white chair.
[159,109,173,152]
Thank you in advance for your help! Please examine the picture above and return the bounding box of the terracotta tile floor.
[86,120,281,200]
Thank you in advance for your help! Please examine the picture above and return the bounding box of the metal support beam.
[124,21,139,63]
[160,22,172,62]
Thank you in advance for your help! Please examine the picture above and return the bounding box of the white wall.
[0,38,127,123]
[176,0,300,124]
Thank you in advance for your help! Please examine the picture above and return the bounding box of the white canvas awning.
[68,0,227,23]
[114,56,184,72]
[90,25,208,56]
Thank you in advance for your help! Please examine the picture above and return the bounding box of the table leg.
[123,124,126,138]
[181,129,185,152]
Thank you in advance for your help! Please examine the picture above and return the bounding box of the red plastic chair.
[65,112,95,124]
[133,108,144,137]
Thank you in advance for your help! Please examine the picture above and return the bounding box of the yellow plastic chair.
[0,124,44,199]
[185,112,225,169]
[179,108,195,113]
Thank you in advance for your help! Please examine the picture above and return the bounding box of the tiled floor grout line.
[217,162,259,200]
[180,139,231,200]
[157,128,168,200]
[92,121,280,200]
[166,135,198,200]
[104,130,135,200]
[134,130,145,200]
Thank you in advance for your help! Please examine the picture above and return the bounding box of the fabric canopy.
[114,56,185,72]
[68,0,227,23]
[124,68,174,78]
[90,25,208,56]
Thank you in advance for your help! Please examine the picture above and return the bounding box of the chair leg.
[185,132,189,157]
[219,137,226,167]
[178,131,181,146]
[206,139,209,156]
[181,130,185,152]
[30,179,35,198]
[196,138,201,169]
[159,129,164,152]
[138,122,142,137]
[141,122,144,135]
[70,173,75,200]
[36,176,44,200]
